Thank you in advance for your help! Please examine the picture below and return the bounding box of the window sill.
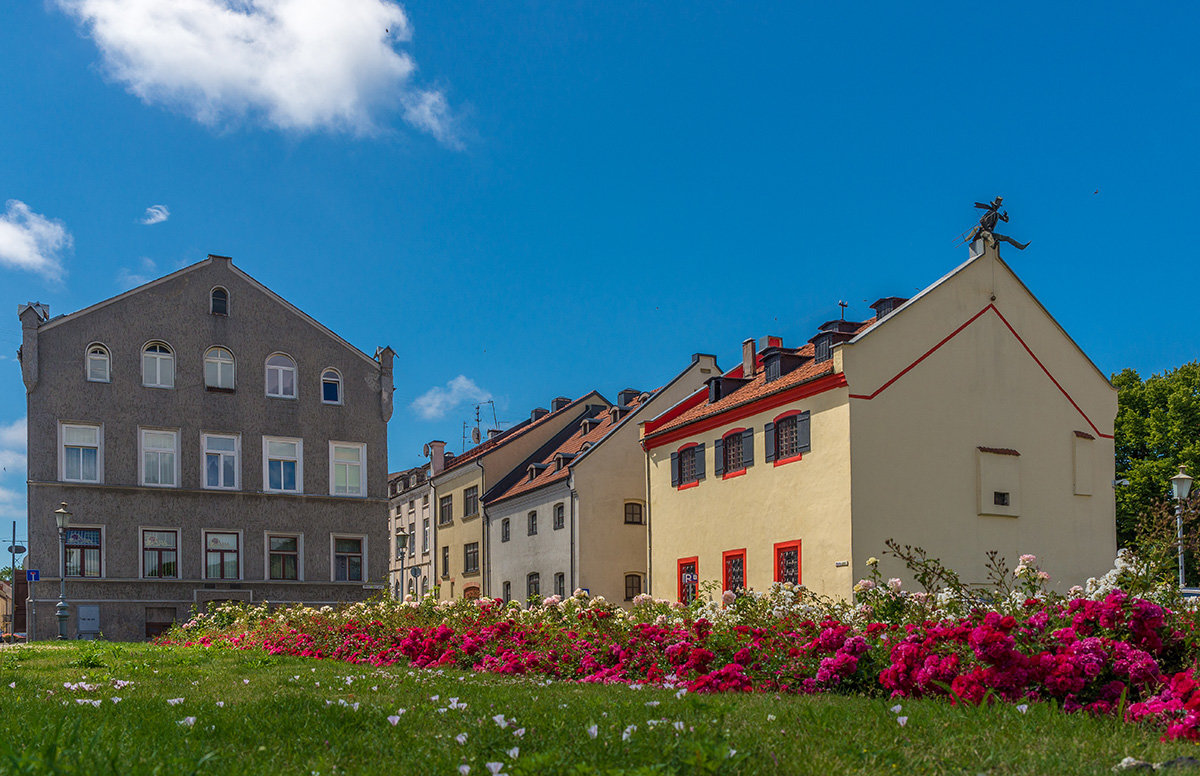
[205,386,235,394]
[722,468,747,480]
[143,384,174,390]
[266,395,298,401]
[624,521,644,526]
[462,571,480,578]
[773,452,805,467]
[676,480,700,491]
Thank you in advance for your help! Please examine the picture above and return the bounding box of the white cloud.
[0,420,22,451]
[139,204,170,225]
[0,200,71,281]
[0,419,26,520]
[58,0,459,142]
[411,376,492,421]
[117,257,158,288]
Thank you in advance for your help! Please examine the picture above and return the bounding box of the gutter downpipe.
[476,458,488,598]
[568,473,578,593]
[643,439,652,597]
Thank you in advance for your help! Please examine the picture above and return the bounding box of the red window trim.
[773,539,802,584]
[721,427,748,478]
[722,548,746,593]
[677,556,699,602]
[772,410,805,467]
[675,442,700,491]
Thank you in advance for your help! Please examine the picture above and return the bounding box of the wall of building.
[430,465,483,600]
[485,484,572,602]
[842,244,1118,592]
[388,475,433,599]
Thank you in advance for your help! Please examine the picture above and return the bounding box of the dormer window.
[211,287,229,316]
[813,335,833,364]
[86,344,110,383]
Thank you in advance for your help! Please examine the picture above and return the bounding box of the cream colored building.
[388,466,433,599]
[430,394,605,600]
[642,237,1117,601]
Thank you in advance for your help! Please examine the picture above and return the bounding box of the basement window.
[993,491,1010,507]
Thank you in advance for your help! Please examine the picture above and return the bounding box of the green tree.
[1114,362,1200,547]
[0,567,11,582]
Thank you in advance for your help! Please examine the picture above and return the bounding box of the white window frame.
[328,441,367,497]
[139,526,181,579]
[141,342,175,389]
[85,343,110,383]
[138,427,180,488]
[202,529,243,581]
[202,432,240,490]
[265,353,298,399]
[59,422,103,484]
[263,436,304,494]
[330,533,368,583]
[321,368,343,405]
[264,531,304,582]
[204,346,236,390]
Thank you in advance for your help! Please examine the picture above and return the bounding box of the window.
[65,528,102,578]
[463,486,479,517]
[767,412,810,464]
[61,424,101,483]
[501,518,511,542]
[330,442,366,496]
[265,354,297,398]
[439,495,453,525]
[210,287,228,316]
[204,532,240,579]
[464,542,480,575]
[333,537,364,581]
[553,503,565,530]
[625,573,642,601]
[527,511,538,536]
[204,347,235,390]
[670,443,704,489]
[140,429,178,487]
[526,572,540,599]
[203,434,238,489]
[715,428,754,477]
[555,572,565,598]
[723,549,746,592]
[145,607,176,638]
[994,491,1011,506]
[321,369,342,404]
[269,535,300,580]
[624,503,643,525]
[408,522,416,557]
[142,530,178,578]
[264,437,302,493]
[142,342,174,388]
[502,581,511,602]
[441,546,450,578]
[422,518,430,554]
[678,558,698,602]
[86,344,110,382]
[774,540,802,584]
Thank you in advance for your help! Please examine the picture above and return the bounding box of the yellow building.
[642,237,1117,600]
[431,393,606,599]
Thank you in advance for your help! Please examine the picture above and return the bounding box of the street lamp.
[53,502,72,641]
[1171,465,1194,589]
[395,531,409,601]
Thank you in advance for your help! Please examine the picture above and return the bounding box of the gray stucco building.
[18,254,393,641]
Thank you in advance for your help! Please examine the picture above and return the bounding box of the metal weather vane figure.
[970,196,1030,251]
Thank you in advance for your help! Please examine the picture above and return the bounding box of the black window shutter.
[670,452,680,487]
[695,443,706,480]
[713,437,725,476]
[764,422,776,462]
[798,411,811,452]
[742,428,754,468]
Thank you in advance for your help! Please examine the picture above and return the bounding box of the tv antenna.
[463,400,502,450]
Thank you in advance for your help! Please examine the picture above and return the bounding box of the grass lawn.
[1,643,1197,775]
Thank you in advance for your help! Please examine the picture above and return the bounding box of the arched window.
[321,368,342,404]
[210,287,228,316]
[142,342,174,388]
[86,344,110,383]
[204,347,235,390]
[265,354,297,398]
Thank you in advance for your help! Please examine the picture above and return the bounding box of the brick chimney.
[427,440,446,475]
[531,407,549,422]
[742,338,756,378]
[551,397,571,412]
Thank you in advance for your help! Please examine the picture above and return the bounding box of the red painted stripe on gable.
[848,304,1113,439]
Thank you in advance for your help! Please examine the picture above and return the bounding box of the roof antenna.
[838,300,848,321]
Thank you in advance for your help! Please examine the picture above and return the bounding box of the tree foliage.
[1113,362,1200,547]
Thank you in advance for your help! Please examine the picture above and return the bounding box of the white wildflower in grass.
[897,716,908,727]
[215,701,224,708]
[507,747,519,759]
[675,688,687,699]
[243,679,250,684]
[167,698,184,705]
[458,765,470,776]
[513,728,525,737]
[767,713,776,721]
[178,717,196,727]
[622,724,637,741]
[7,683,13,689]
[111,697,122,704]
[396,708,407,715]
[75,699,101,707]
[727,749,737,759]
[890,704,902,714]
[456,733,468,745]
[388,715,401,726]
[493,714,509,728]
[485,763,504,776]
[1016,704,1029,714]
[587,724,598,739]
[645,701,660,707]
[673,721,685,732]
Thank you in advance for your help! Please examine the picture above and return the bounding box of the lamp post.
[396,531,408,601]
[53,502,72,641]
[1171,465,1194,590]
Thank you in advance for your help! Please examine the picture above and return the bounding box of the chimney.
[17,303,48,393]
[742,338,756,378]
[428,440,446,475]
[487,428,503,440]
[531,407,549,422]
[551,397,571,413]
[376,346,395,422]
[617,388,641,406]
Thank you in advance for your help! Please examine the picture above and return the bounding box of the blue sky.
[2,2,1199,553]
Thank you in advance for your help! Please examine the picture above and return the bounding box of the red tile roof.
[644,322,874,440]
[487,397,645,505]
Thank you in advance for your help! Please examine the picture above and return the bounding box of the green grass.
[0,643,1197,775]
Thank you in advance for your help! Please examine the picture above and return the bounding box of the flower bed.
[162,555,1200,741]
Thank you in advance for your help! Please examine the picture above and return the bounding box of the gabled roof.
[38,255,379,368]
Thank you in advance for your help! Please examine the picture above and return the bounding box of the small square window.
[994,491,1010,507]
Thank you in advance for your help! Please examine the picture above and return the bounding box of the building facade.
[642,238,1117,601]
[388,465,433,599]
[19,254,392,641]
